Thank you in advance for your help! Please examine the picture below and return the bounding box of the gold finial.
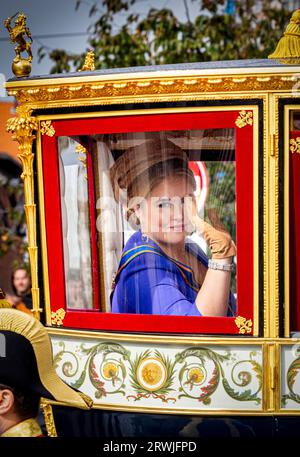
[78,50,95,72]
[269,9,300,60]
[5,12,33,77]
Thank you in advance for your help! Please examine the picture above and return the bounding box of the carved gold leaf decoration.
[235,316,253,334]
[290,137,300,154]
[235,110,253,128]
[51,308,66,326]
[6,106,38,138]
[40,120,55,137]
[7,75,300,107]
[6,106,41,320]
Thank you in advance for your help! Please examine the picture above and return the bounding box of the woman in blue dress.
[110,139,236,317]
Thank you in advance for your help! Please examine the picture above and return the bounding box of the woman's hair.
[128,157,196,199]
[110,138,196,229]
[110,137,195,201]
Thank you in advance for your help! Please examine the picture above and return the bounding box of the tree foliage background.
[38,0,292,73]
[0,176,27,261]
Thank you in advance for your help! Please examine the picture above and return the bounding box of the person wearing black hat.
[0,307,93,437]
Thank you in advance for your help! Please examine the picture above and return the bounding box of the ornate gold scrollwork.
[51,308,66,326]
[6,106,41,320]
[40,120,55,136]
[40,400,57,437]
[235,316,253,334]
[235,110,253,128]
[7,75,300,107]
[290,137,300,154]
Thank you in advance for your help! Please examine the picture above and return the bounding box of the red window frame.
[41,111,254,334]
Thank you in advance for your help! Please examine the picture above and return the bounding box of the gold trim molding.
[6,74,300,107]
[40,400,57,437]
[40,120,55,136]
[6,106,41,319]
[290,137,300,154]
[235,316,253,334]
[51,308,66,326]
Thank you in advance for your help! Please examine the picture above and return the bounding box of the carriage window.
[58,137,94,310]
[59,129,237,317]
[42,110,255,334]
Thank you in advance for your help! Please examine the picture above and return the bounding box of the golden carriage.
[4,11,300,437]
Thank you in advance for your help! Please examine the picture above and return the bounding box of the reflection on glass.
[58,137,93,309]
[93,130,237,317]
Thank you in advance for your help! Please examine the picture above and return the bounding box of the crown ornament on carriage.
[5,12,33,78]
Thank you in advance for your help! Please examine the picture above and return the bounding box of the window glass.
[58,129,237,317]
[58,137,93,309]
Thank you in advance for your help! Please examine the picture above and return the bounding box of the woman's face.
[136,175,195,246]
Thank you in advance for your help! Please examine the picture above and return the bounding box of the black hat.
[0,308,92,409]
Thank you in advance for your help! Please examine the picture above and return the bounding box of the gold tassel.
[269,9,300,59]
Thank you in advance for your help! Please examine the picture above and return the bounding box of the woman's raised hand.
[186,199,236,259]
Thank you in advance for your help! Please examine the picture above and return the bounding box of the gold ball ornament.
[12,59,32,78]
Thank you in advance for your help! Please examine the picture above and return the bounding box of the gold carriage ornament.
[269,8,300,62]
[5,12,33,78]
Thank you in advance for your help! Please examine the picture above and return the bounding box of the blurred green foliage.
[0,177,28,263]
[205,161,236,292]
[38,0,292,73]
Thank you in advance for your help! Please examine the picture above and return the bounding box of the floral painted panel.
[50,336,263,412]
[281,343,300,410]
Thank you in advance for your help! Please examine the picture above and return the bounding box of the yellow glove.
[187,202,236,259]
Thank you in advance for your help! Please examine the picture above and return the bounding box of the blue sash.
[113,244,200,293]
[112,240,236,317]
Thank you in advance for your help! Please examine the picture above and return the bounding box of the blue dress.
[111,230,235,316]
